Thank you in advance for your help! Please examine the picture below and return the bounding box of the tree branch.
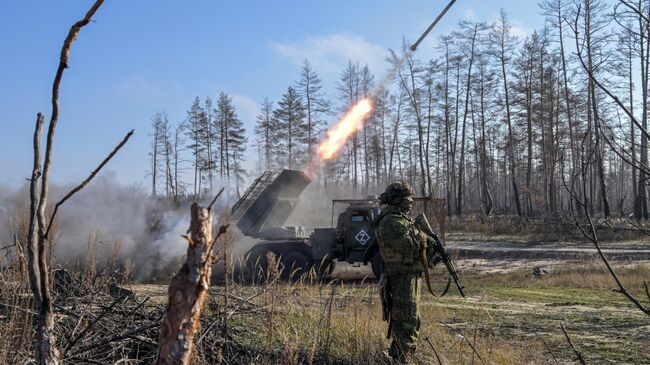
[424,336,444,365]
[618,0,650,25]
[566,3,650,317]
[568,5,650,143]
[534,331,560,365]
[560,323,586,365]
[207,187,225,210]
[44,129,134,240]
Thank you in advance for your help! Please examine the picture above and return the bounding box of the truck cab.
[329,201,378,263]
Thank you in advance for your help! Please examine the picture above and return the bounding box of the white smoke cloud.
[0,173,194,281]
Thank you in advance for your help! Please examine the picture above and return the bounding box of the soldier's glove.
[428,250,443,267]
[425,237,443,267]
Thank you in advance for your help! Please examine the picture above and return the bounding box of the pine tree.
[215,92,248,190]
[296,59,331,167]
[337,60,361,190]
[226,102,248,192]
[185,97,208,197]
[255,97,276,170]
[149,111,166,197]
[273,86,307,170]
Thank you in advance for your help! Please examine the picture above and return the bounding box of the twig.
[567,5,650,142]
[208,187,225,210]
[0,243,16,251]
[533,331,560,365]
[207,224,230,264]
[617,0,650,25]
[425,336,444,365]
[0,301,37,315]
[471,297,485,365]
[439,322,486,365]
[44,129,134,240]
[560,323,586,365]
[64,294,127,353]
[68,321,159,356]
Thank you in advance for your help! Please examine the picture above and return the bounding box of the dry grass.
[200,259,650,364]
[2,255,649,364]
[2,211,649,364]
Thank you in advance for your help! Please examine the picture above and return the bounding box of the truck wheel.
[371,253,384,279]
[314,258,336,280]
[245,247,280,284]
[280,252,312,282]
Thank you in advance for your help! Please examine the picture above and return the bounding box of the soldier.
[374,181,427,363]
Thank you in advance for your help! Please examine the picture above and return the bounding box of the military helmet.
[379,181,415,205]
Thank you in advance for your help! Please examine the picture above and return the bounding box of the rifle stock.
[414,213,465,298]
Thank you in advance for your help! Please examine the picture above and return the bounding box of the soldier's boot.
[377,349,396,364]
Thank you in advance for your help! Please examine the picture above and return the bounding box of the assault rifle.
[414,213,465,298]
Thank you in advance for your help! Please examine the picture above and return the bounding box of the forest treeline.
[150,0,650,220]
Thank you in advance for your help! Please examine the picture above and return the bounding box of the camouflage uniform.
[375,182,424,362]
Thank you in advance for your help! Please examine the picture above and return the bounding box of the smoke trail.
[0,173,236,281]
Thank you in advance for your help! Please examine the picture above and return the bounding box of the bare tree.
[492,10,524,217]
[453,20,488,215]
[26,2,107,363]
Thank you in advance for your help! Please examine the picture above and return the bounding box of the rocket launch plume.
[316,98,373,161]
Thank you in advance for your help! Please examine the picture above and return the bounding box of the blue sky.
[0,1,543,189]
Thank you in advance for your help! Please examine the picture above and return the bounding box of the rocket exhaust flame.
[317,98,373,160]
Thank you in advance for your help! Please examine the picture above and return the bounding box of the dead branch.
[617,0,650,25]
[69,321,161,357]
[43,129,134,240]
[533,331,560,365]
[560,323,586,365]
[0,243,16,252]
[208,187,225,210]
[63,294,127,353]
[424,336,444,365]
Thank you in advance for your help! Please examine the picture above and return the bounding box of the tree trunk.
[557,0,580,214]
[638,0,650,220]
[500,30,523,217]
[526,60,534,217]
[155,203,214,365]
[479,73,493,216]
[585,0,610,217]
[456,24,479,215]
[444,46,453,216]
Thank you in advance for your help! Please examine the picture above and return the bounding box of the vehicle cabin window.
[350,209,371,222]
